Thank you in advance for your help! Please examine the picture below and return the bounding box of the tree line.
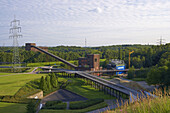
[0,43,169,69]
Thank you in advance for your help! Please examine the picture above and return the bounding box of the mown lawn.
[0,73,14,76]
[0,102,26,113]
[0,73,46,96]
[27,61,77,67]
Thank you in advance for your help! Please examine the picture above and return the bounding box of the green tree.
[127,66,135,79]
[164,62,170,86]
[46,76,52,90]
[146,66,168,86]
[50,73,57,88]
[39,76,47,91]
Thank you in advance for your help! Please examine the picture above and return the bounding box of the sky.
[0,0,170,47]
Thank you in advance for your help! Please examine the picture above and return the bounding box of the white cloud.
[0,0,170,46]
[88,7,103,13]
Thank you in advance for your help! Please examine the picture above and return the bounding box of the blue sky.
[0,0,170,46]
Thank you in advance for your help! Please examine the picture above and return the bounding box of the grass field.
[0,73,14,76]
[0,73,46,96]
[27,60,77,67]
[0,102,26,113]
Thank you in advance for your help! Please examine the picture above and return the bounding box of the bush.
[26,99,41,113]
[26,100,36,113]
[69,98,104,109]
[43,101,66,110]
[44,103,66,110]
[135,68,149,78]
[45,101,62,107]
[127,67,135,79]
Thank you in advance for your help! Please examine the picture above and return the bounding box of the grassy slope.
[0,73,46,96]
[111,91,170,113]
[0,102,26,113]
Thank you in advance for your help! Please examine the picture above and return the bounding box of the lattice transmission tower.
[157,36,165,45]
[9,16,22,71]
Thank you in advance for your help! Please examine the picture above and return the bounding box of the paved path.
[66,102,69,110]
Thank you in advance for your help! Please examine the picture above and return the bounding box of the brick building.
[78,54,101,71]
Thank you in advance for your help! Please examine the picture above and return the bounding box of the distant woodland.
[0,43,169,69]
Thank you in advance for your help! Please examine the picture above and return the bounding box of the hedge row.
[45,101,62,107]
[69,98,104,109]
[0,95,41,104]
[43,101,66,110]
[0,67,30,73]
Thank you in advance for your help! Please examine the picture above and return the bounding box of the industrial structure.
[25,43,101,71]
[25,43,48,52]
[78,54,101,71]
[107,59,125,75]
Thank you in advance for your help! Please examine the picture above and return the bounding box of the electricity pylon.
[9,16,22,71]
[157,36,165,45]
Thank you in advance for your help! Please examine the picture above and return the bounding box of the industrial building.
[107,59,125,75]
[78,54,101,71]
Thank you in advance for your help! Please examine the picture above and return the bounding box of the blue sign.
[116,65,125,75]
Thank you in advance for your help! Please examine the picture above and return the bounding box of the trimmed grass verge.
[0,102,27,113]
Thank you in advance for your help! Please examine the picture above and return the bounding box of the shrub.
[45,101,62,107]
[26,100,36,113]
[43,101,66,110]
[44,103,66,110]
[69,98,104,109]
[127,66,135,79]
